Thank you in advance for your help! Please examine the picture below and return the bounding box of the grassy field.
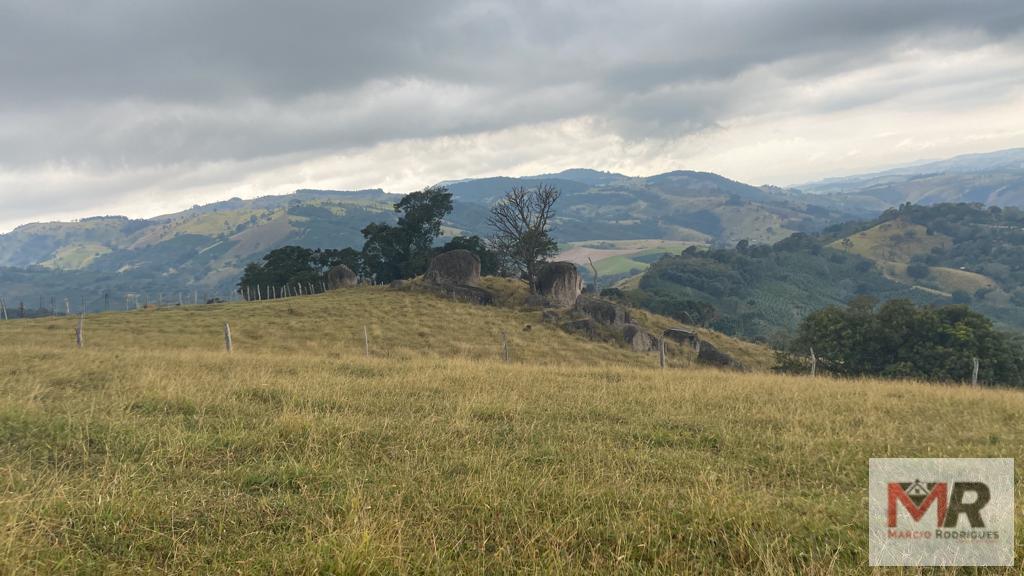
[2,287,1023,574]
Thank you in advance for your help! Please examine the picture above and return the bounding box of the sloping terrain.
[626,203,1024,343]
[0,169,862,313]
[1,284,1022,573]
[798,147,1024,210]
[448,169,856,246]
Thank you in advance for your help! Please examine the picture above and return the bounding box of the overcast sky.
[1,0,1023,231]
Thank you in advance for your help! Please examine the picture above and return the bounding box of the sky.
[1,0,1023,231]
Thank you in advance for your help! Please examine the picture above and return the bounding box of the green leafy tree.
[361,186,453,283]
[239,246,361,295]
[780,299,1024,386]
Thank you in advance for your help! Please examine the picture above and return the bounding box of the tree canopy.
[238,246,359,293]
[780,298,1024,387]
[361,186,453,283]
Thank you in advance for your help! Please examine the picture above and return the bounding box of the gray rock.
[663,328,699,350]
[623,324,659,352]
[561,318,596,337]
[326,264,358,289]
[574,296,631,326]
[536,261,583,307]
[426,249,481,286]
[433,283,494,305]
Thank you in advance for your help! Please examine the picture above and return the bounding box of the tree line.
[239,184,561,293]
[776,297,1024,387]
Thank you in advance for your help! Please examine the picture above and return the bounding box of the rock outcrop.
[326,264,358,289]
[623,324,659,352]
[696,340,745,370]
[663,328,699,350]
[425,249,480,286]
[536,262,583,307]
[574,296,631,326]
[431,283,494,306]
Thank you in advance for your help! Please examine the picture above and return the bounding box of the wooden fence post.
[972,357,980,386]
[659,339,666,369]
[501,331,509,362]
[224,322,233,353]
[810,347,817,377]
[364,325,369,356]
[0,297,7,321]
[76,314,84,348]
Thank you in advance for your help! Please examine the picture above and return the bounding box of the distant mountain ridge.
[4,148,1024,312]
[795,148,1024,211]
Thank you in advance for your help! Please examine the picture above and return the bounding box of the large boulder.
[536,261,583,307]
[574,296,631,326]
[696,340,745,370]
[426,249,480,286]
[623,324,659,352]
[326,264,358,289]
[663,328,699,350]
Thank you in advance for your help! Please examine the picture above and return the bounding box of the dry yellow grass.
[1,288,1022,574]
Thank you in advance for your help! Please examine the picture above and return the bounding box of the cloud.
[0,0,1023,230]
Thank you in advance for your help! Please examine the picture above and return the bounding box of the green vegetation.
[2,288,1024,573]
[628,234,932,344]
[778,298,1024,386]
[361,186,455,283]
[238,246,358,294]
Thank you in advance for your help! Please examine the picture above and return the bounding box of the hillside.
[447,169,856,246]
[0,168,861,313]
[2,285,1023,573]
[797,148,1024,211]
[625,203,1024,343]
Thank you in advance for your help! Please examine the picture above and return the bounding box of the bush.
[906,263,930,280]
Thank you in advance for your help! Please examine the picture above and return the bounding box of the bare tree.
[488,184,560,292]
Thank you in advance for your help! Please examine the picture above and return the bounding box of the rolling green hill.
[625,203,1024,343]
[0,169,861,313]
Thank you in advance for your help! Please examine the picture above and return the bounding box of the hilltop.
[2,280,1023,573]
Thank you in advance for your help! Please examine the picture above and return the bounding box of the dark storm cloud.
[0,0,1023,227]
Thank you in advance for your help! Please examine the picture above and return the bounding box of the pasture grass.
[1,288,1022,574]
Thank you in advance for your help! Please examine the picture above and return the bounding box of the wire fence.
[0,279,336,319]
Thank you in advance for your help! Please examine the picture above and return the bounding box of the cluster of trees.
[777,297,1024,387]
[629,234,927,344]
[240,184,561,292]
[239,246,360,292]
